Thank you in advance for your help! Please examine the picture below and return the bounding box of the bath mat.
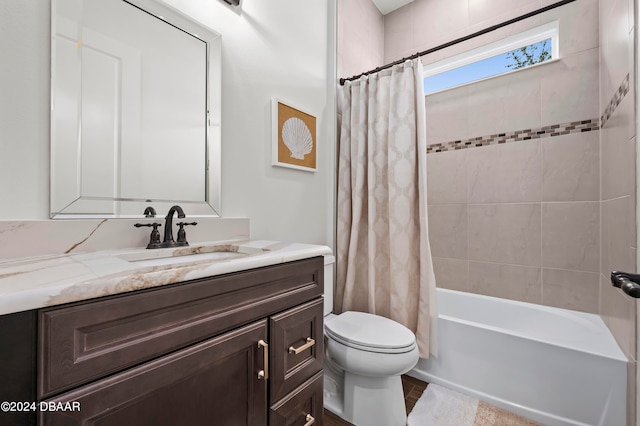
[407,384,540,426]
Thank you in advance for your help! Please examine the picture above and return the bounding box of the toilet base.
[323,366,345,418]
[345,373,406,426]
[324,366,407,426]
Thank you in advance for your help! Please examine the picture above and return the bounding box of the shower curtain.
[336,59,437,358]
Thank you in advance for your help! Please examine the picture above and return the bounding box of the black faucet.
[135,205,196,249]
[161,205,186,248]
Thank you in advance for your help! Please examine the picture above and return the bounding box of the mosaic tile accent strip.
[426,118,600,154]
[601,73,630,127]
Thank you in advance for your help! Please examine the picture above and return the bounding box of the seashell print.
[282,117,313,160]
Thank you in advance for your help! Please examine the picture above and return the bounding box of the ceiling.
[371,0,414,15]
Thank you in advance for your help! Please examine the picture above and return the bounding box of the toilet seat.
[325,311,417,354]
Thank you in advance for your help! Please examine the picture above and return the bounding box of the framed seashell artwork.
[271,98,317,172]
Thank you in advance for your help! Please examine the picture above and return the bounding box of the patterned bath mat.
[407,383,540,426]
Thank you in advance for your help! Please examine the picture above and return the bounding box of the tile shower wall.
[337,0,384,80]
[427,129,601,311]
[598,0,637,424]
[384,0,601,312]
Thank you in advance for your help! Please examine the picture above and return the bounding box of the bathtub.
[409,289,627,426]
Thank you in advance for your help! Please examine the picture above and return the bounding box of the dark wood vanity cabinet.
[42,320,269,425]
[0,256,325,426]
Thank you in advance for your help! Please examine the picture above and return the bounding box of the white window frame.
[423,21,559,89]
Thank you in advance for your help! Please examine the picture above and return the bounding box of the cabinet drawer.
[269,371,323,426]
[40,320,268,426]
[39,257,323,398]
[270,298,324,402]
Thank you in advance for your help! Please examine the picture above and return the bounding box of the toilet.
[322,255,420,426]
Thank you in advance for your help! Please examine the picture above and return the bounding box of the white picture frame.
[271,98,317,172]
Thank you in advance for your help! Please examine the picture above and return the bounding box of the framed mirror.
[51,0,221,218]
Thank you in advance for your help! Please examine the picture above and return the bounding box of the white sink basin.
[116,244,253,268]
[129,251,248,267]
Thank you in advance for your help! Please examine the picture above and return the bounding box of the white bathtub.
[409,289,627,426]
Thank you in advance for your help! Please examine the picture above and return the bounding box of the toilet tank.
[323,255,335,316]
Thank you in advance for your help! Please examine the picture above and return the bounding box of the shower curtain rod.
[339,0,576,85]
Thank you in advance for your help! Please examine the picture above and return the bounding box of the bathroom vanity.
[0,241,330,425]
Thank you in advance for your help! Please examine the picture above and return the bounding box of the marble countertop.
[0,240,332,316]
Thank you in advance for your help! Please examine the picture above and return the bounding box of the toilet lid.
[325,311,416,354]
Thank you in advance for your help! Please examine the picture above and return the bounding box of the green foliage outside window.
[505,39,551,70]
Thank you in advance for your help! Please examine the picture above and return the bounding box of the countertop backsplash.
[0,218,250,261]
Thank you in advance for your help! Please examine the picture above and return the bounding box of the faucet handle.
[175,222,197,246]
[134,222,162,228]
[134,222,163,249]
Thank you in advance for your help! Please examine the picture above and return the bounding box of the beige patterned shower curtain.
[336,59,437,358]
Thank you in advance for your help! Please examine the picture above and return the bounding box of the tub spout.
[611,271,640,298]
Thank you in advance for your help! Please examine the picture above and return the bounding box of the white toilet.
[322,256,420,426]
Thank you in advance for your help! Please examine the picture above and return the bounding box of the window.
[423,21,559,95]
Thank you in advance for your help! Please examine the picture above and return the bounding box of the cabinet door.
[39,320,268,426]
[269,372,323,426]
[270,298,324,402]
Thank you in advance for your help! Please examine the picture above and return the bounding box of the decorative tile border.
[426,118,600,154]
[601,73,630,127]
[427,73,629,155]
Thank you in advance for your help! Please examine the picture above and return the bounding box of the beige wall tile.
[542,268,599,313]
[468,0,540,27]
[540,0,599,57]
[383,2,416,63]
[632,207,637,253]
[467,141,542,203]
[542,202,599,272]
[542,132,599,202]
[412,0,469,55]
[601,198,611,278]
[602,197,636,276]
[427,150,467,204]
[629,359,637,426]
[540,48,600,126]
[337,0,384,78]
[601,96,635,201]
[600,0,631,110]
[468,203,541,266]
[599,47,614,115]
[468,261,542,303]
[428,204,468,259]
[563,0,600,53]
[425,86,469,145]
[467,66,541,137]
[601,275,636,358]
[432,257,470,291]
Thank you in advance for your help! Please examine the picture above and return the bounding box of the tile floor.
[323,375,539,425]
[323,375,428,426]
